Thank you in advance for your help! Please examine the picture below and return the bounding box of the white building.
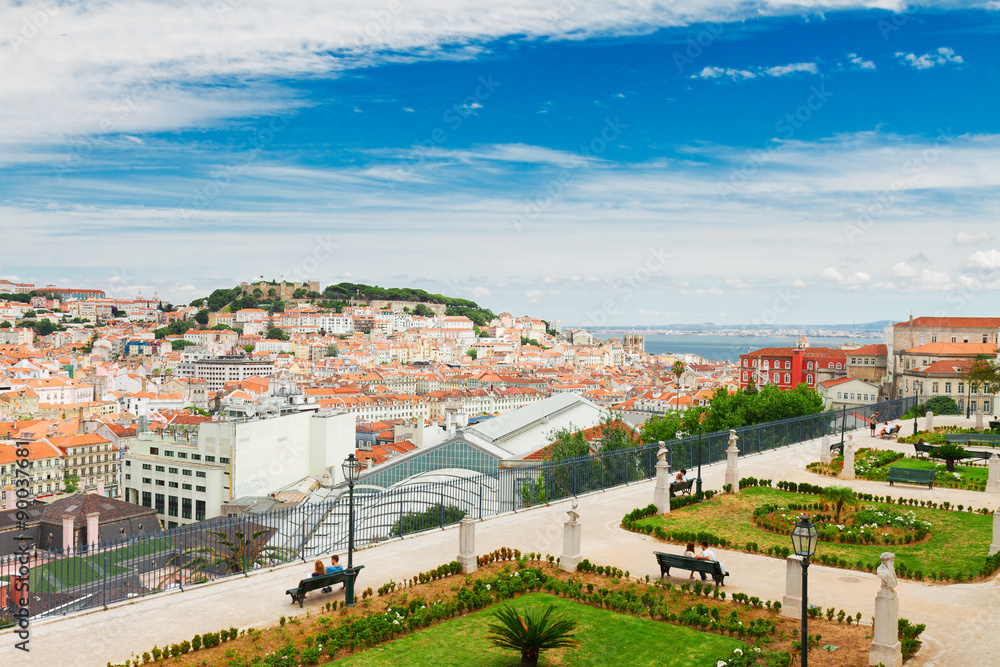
[192,355,276,391]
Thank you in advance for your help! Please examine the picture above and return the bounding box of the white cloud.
[525,290,542,302]
[817,267,845,283]
[847,53,876,70]
[966,249,1000,271]
[792,278,806,288]
[403,107,415,113]
[955,230,993,244]
[895,47,964,70]
[692,62,817,82]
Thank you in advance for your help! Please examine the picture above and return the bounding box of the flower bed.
[752,502,931,546]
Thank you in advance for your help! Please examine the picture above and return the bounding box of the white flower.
[393,620,399,625]
[486,584,491,590]
[734,648,743,655]
[717,662,727,667]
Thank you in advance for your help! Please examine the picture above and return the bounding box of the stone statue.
[567,498,580,523]
[877,552,897,590]
[657,444,667,463]
[728,429,739,449]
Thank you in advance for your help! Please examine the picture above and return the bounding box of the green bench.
[944,433,1000,447]
[285,565,364,608]
[913,441,936,458]
[654,551,728,588]
[670,479,694,497]
[886,467,934,489]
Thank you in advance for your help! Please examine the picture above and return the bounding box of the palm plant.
[931,444,968,473]
[672,360,685,410]
[822,485,859,523]
[486,603,578,667]
[180,529,292,578]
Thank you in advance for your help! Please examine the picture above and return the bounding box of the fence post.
[440,487,445,529]
[573,465,577,497]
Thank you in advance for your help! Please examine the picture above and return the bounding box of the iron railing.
[0,396,915,622]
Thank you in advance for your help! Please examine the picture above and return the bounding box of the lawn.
[29,536,175,593]
[332,592,746,667]
[633,486,994,580]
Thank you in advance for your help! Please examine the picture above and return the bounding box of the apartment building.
[0,439,65,504]
[192,355,276,391]
[47,432,120,498]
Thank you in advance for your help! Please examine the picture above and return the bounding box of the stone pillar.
[986,453,1000,495]
[870,553,903,667]
[990,509,1000,557]
[86,511,100,549]
[925,411,934,431]
[4,485,14,511]
[976,410,984,430]
[457,515,477,574]
[780,555,803,619]
[560,500,582,573]
[62,514,75,555]
[819,435,831,465]
[97,479,105,497]
[724,430,740,492]
[652,443,671,514]
[841,435,856,480]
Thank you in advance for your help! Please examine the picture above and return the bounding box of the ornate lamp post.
[791,515,819,667]
[341,453,363,606]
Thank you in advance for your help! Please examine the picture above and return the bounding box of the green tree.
[413,303,434,317]
[34,319,56,336]
[0,321,10,329]
[63,473,81,494]
[822,485,859,523]
[967,356,1000,408]
[325,345,339,357]
[194,309,210,325]
[931,444,969,473]
[171,340,196,351]
[487,604,578,667]
[264,327,288,341]
[923,395,961,416]
[466,349,477,360]
[242,344,255,353]
[179,529,292,577]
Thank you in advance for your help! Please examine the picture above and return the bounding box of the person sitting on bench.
[694,541,717,581]
[670,469,691,497]
[322,555,344,593]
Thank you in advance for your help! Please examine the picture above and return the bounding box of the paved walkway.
[2,418,998,667]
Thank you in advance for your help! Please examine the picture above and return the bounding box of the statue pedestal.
[986,453,1000,495]
[925,411,934,430]
[990,510,1000,557]
[653,444,671,514]
[780,555,802,619]
[976,411,984,430]
[457,516,477,574]
[724,430,740,492]
[841,438,856,480]
[869,588,902,667]
[560,519,581,573]
[820,435,831,465]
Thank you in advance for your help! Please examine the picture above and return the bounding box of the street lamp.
[341,453,363,607]
[839,406,846,449]
[696,425,703,502]
[791,515,819,667]
[914,387,920,437]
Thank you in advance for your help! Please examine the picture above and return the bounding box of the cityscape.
[2,1,999,666]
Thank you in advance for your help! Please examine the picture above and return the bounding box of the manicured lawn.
[30,537,175,592]
[888,457,988,481]
[332,592,746,666]
[634,486,993,579]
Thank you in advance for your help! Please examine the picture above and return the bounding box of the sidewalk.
[2,420,997,667]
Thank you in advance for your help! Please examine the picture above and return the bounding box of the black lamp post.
[696,425,703,502]
[914,387,920,437]
[839,406,846,449]
[341,453,362,607]
[791,515,819,667]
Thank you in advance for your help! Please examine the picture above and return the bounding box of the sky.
[1,0,999,327]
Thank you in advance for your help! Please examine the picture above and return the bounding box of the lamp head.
[342,453,362,486]
[790,515,818,558]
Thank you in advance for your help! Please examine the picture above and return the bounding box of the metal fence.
[0,396,915,622]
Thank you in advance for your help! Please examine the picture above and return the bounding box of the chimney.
[4,486,14,511]
[62,514,75,555]
[97,478,105,497]
[87,511,100,549]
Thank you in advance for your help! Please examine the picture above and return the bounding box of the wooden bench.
[913,441,936,458]
[670,479,694,497]
[285,565,364,608]
[886,467,934,489]
[878,425,901,439]
[654,551,728,588]
[830,441,844,456]
[944,433,1000,447]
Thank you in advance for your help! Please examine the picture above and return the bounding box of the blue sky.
[1,1,999,326]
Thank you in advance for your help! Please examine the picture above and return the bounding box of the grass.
[332,592,746,667]
[634,486,993,578]
[29,537,175,593]
[889,457,989,481]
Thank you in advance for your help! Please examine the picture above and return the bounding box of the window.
[836,363,842,369]
[168,481,178,488]
[182,483,192,490]
[951,335,957,343]
[196,471,206,478]
[196,485,206,492]
[191,454,201,461]
[142,477,151,484]
[182,498,192,519]
[156,479,166,486]
[164,451,174,457]
[182,469,192,476]
[141,491,151,507]
[155,493,165,514]
[945,382,952,394]
[931,334,937,343]
[932,382,939,393]
[168,467,178,474]
[984,334,989,344]
[195,500,206,521]
[142,464,151,470]
[837,392,842,399]
[205,456,216,463]
[773,373,779,383]
[784,373,790,383]
[168,496,178,517]
[155,465,165,472]
[149,447,158,455]
[178,452,188,459]
[219,457,230,464]
[828,362,834,368]
[806,374,813,384]
[959,382,965,394]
